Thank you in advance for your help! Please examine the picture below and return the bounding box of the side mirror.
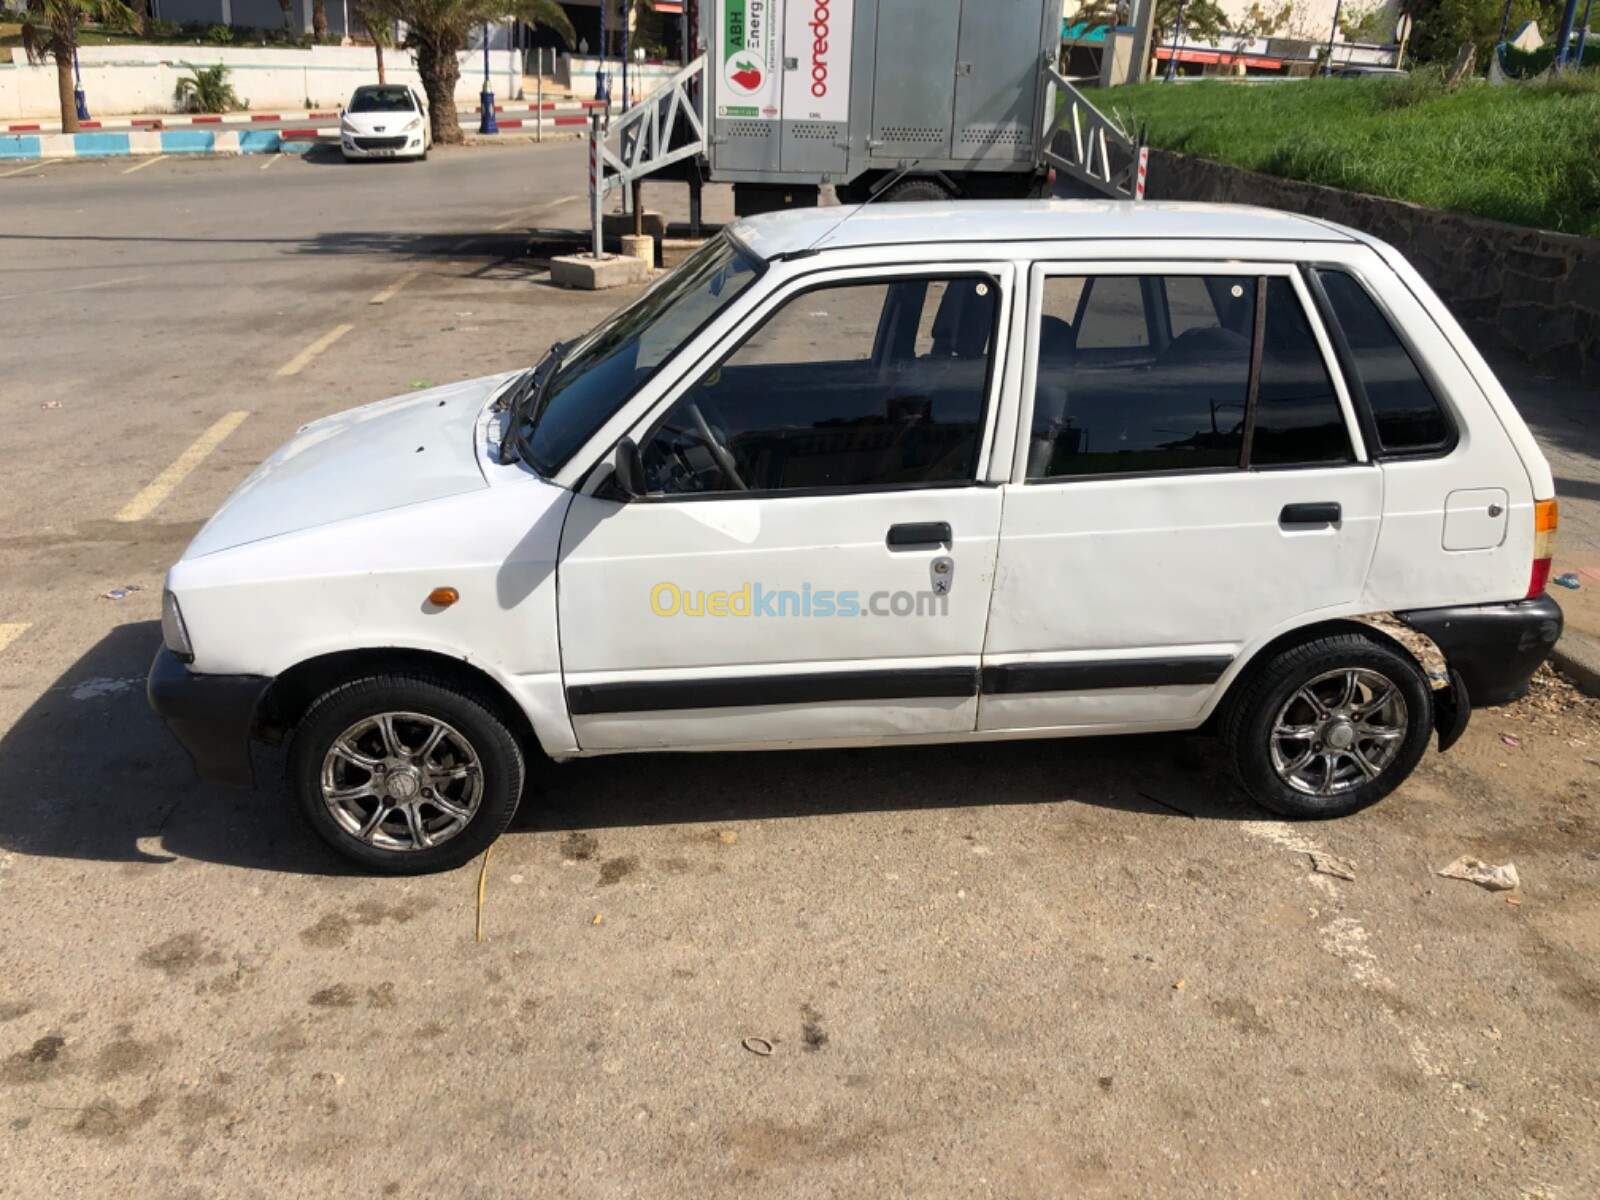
[610,437,645,500]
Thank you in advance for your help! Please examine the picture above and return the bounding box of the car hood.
[341,111,421,133]
[183,373,518,559]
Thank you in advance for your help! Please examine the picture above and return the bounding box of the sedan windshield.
[348,87,417,113]
[512,236,761,476]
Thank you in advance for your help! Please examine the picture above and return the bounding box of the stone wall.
[1145,149,1600,385]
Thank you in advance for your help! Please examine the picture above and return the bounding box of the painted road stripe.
[276,324,354,377]
[0,158,56,177]
[260,155,279,170]
[114,412,249,523]
[0,274,149,303]
[122,154,168,174]
[369,270,421,305]
[490,195,579,232]
[0,623,29,655]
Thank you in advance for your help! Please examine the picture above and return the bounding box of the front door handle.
[887,522,952,550]
[1280,502,1342,527]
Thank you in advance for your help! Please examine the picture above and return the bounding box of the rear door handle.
[1280,502,1342,527]
[887,522,952,550]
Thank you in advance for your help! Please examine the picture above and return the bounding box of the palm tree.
[313,0,328,41]
[21,0,137,133]
[368,0,572,145]
[352,0,394,82]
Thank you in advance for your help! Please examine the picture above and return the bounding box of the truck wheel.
[288,672,525,875]
[880,178,955,203]
[1223,633,1433,819]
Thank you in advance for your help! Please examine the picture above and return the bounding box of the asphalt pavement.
[1,143,1599,1197]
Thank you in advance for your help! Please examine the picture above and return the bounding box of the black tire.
[288,672,525,874]
[1223,633,1433,819]
[880,177,956,203]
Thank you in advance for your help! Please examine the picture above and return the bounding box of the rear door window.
[1028,272,1353,479]
[1312,269,1453,455]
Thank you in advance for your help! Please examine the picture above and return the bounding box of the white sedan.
[339,83,430,161]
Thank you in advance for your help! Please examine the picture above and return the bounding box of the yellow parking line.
[0,623,29,655]
[275,323,354,377]
[0,160,58,178]
[114,411,250,523]
[369,270,421,305]
[122,155,168,175]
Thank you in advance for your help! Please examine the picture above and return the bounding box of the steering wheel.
[683,401,748,492]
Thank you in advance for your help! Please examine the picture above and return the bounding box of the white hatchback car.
[149,202,1563,874]
[339,83,430,161]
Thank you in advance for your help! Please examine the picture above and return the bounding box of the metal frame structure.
[1037,67,1145,200]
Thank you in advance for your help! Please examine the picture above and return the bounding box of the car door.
[979,260,1383,732]
[557,264,1013,750]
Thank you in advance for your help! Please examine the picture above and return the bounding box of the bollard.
[589,111,604,260]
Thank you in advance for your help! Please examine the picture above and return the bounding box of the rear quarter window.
[1313,269,1454,456]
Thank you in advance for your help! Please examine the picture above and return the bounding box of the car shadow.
[0,622,1261,877]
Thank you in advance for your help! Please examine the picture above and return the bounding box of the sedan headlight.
[162,589,194,663]
[403,116,422,132]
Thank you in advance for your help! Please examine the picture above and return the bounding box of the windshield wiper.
[497,341,566,466]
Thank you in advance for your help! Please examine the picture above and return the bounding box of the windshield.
[348,87,417,113]
[512,236,761,476]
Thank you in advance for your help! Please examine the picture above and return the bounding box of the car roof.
[729,200,1356,261]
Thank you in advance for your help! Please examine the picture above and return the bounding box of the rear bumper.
[1398,595,1564,707]
[146,647,271,787]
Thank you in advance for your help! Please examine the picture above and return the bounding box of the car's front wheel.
[288,673,525,874]
[1223,633,1433,819]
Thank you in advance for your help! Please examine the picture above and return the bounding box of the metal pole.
[1128,0,1159,84]
[1554,0,1581,68]
[597,0,609,102]
[1164,0,1187,81]
[479,24,498,133]
[590,111,604,259]
[622,0,630,112]
[1498,0,1515,44]
[1576,0,1595,66]
[689,169,702,238]
[70,8,89,122]
[536,61,543,142]
[1322,0,1345,75]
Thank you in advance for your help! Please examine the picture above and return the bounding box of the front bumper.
[1398,595,1564,707]
[340,131,425,158]
[146,647,271,787]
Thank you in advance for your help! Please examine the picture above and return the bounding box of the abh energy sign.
[715,0,853,123]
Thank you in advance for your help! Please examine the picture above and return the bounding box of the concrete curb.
[0,117,596,161]
[1550,633,1600,698]
[3,100,610,136]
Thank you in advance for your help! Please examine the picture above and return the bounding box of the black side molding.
[567,666,979,716]
[982,656,1233,695]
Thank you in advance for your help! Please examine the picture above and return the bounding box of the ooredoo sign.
[782,0,853,123]
[715,0,853,124]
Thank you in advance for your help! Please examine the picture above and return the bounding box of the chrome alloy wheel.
[1269,668,1408,797]
[320,712,483,851]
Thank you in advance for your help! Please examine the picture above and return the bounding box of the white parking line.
[260,155,279,171]
[490,194,578,231]
[0,160,59,179]
[369,270,421,305]
[0,274,148,303]
[275,323,354,377]
[122,155,168,175]
[0,624,29,655]
[114,411,250,522]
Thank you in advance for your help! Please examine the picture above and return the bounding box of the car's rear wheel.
[288,673,524,874]
[1223,633,1433,819]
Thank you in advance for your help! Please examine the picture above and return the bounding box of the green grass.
[1108,75,1600,238]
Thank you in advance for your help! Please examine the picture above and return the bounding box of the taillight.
[1528,498,1558,597]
